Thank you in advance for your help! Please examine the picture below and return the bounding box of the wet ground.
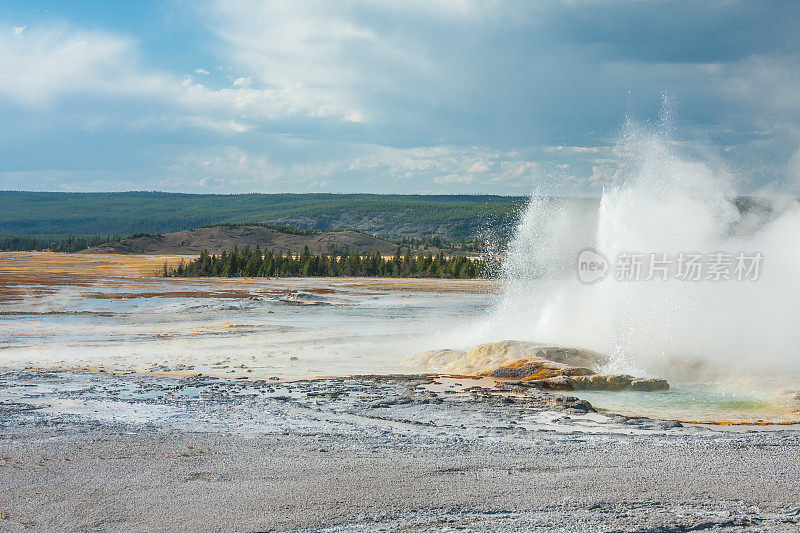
[2,369,800,532]
[0,253,495,380]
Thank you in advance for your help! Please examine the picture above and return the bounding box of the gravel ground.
[1,370,799,532]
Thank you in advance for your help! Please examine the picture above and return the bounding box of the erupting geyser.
[476,119,800,387]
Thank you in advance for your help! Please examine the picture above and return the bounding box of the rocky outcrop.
[483,357,669,392]
[485,358,594,380]
[406,340,608,375]
[629,378,670,391]
[408,340,669,392]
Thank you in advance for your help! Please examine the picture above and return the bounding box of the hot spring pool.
[571,384,800,425]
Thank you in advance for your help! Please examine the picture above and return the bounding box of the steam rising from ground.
[472,121,800,384]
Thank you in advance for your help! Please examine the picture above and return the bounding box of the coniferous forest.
[0,191,525,241]
[169,245,490,279]
[0,234,118,252]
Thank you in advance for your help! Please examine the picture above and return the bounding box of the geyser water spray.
[474,119,800,385]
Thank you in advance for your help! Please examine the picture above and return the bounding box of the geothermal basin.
[2,252,799,426]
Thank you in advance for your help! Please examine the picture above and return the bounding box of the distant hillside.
[86,225,408,256]
[0,191,527,241]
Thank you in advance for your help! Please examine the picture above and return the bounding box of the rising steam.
[470,119,800,384]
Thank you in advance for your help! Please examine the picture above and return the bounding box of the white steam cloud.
[466,119,800,386]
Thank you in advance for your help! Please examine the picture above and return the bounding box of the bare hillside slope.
[86,225,401,255]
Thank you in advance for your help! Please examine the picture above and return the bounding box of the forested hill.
[88,225,405,256]
[0,191,528,241]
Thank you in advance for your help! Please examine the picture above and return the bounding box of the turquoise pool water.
[571,384,800,424]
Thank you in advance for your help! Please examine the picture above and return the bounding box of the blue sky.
[1,0,799,195]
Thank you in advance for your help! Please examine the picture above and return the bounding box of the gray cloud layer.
[1,0,799,194]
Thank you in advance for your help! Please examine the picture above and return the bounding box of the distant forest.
[0,234,118,252]
[0,191,527,242]
[169,246,491,279]
[0,224,485,253]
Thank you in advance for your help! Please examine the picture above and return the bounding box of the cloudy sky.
[1,0,799,195]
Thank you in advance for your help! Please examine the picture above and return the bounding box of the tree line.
[169,245,491,279]
[0,234,117,252]
[396,235,485,252]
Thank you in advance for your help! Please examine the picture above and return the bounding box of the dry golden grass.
[0,252,197,301]
[0,252,194,277]
[0,252,498,297]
